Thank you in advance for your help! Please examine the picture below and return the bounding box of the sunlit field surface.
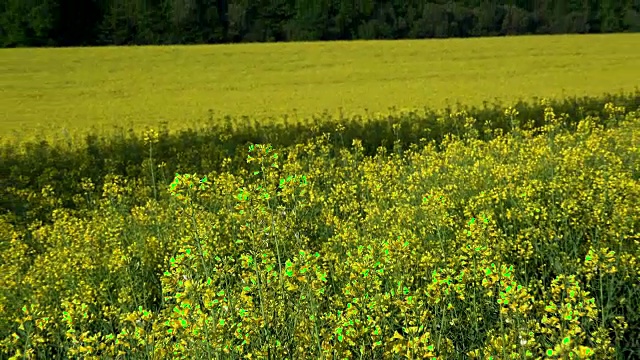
[1,33,639,136]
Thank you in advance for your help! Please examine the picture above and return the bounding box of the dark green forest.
[1,0,640,47]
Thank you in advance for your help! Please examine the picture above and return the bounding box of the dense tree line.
[1,0,640,47]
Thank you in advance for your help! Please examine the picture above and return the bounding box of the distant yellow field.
[1,33,639,136]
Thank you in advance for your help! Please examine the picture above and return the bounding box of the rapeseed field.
[1,97,639,358]
[1,33,639,138]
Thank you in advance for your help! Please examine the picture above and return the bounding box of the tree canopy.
[1,0,639,47]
